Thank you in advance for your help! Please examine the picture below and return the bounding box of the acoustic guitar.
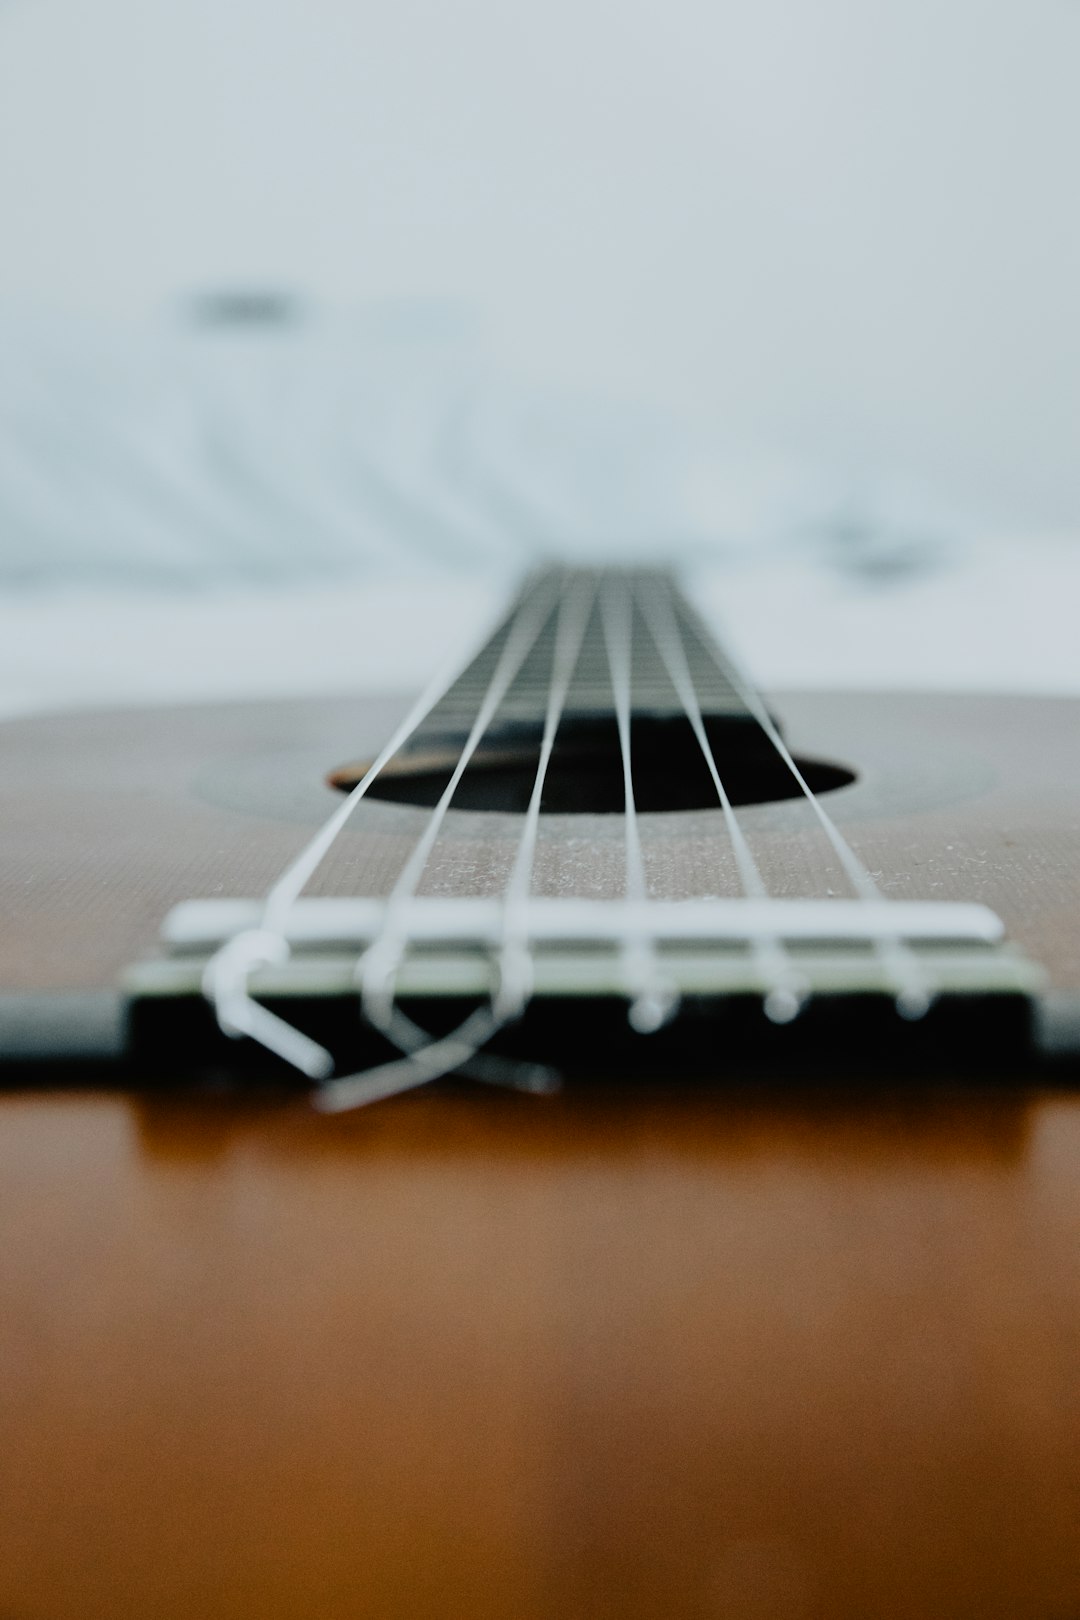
[2,567,1078,1619]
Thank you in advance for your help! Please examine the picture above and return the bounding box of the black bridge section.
[122,988,1042,1089]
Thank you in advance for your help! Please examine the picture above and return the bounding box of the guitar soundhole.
[329,716,856,813]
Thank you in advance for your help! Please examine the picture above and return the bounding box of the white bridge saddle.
[129,896,1043,1005]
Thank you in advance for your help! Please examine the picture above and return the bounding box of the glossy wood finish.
[2,690,1080,1617]
[3,1084,1080,1620]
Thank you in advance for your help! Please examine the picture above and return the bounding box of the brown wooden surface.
[1,689,1080,993]
[2,691,1080,1617]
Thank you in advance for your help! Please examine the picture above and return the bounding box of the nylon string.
[672,581,931,1017]
[634,575,807,1024]
[598,573,676,1034]
[356,569,565,1028]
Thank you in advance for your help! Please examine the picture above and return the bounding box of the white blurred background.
[0,0,1078,707]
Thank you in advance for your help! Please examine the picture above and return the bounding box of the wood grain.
[2,1084,1080,1619]
[2,691,1080,1617]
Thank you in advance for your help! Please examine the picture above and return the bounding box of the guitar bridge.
[123,896,1047,1082]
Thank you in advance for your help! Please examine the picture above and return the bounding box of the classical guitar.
[2,566,1079,1619]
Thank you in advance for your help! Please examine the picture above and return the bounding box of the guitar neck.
[408,566,756,744]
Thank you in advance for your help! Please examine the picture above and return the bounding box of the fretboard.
[409,566,753,742]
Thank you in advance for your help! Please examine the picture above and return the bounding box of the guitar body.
[2,686,1080,1619]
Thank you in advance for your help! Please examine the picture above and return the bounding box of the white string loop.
[202,927,334,1078]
